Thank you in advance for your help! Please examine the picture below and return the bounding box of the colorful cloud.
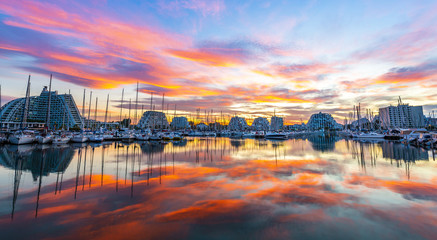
[0,0,437,122]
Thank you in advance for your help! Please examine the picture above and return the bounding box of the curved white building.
[137,111,169,129]
[228,116,249,131]
[0,87,83,130]
[252,117,269,131]
[307,112,341,130]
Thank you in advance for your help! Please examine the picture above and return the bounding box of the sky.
[0,0,437,125]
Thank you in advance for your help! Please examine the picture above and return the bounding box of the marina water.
[0,136,436,239]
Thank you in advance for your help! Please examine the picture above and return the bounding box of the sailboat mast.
[46,74,52,131]
[128,98,131,129]
[135,82,139,125]
[119,88,124,128]
[81,89,86,130]
[21,75,31,129]
[87,91,92,130]
[358,103,361,131]
[167,103,169,124]
[94,97,98,131]
[150,91,153,111]
[174,104,176,130]
[104,94,109,129]
[161,93,164,130]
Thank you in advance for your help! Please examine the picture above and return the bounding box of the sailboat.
[71,132,88,142]
[353,132,385,139]
[71,89,88,143]
[53,89,72,144]
[265,132,287,139]
[265,109,287,140]
[53,133,71,144]
[37,74,54,144]
[9,75,36,145]
[88,97,104,142]
[10,130,36,145]
[37,133,52,144]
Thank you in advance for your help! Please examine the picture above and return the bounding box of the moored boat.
[71,134,88,143]
[9,130,36,145]
[265,132,287,140]
[354,132,385,139]
[89,134,104,142]
[36,135,52,144]
[52,134,71,144]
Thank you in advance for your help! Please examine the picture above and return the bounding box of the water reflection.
[0,145,74,179]
[0,138,436,239]
[305,133,341,152]
[381,141,429,162]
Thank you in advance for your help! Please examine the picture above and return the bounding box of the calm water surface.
[0,136,436,239]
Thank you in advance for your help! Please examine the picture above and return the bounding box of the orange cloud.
[155,199,246,223]
[165,48,245,67]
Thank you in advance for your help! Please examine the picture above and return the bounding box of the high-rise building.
[228,116,249,131]
[171,116,190,130]
[137,111,169,129]
[379,104,425,129]
[306,112,340,130]
[251,117,269,130]
[0,87,83,130]
[270,116,283,131]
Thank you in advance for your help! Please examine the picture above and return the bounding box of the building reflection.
[0,144,75,219]
[139,141,165,154]
[0,145,74,180]
[380,141,429,162]
[2,137,437,240]
[305,133,341,152]
[347,139,431,179]
[230,139,245,148]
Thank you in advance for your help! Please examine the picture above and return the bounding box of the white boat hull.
[71,136,88,143]
[354,134,385,139]
[53,137,71,144]
[89,136,104,142]
[37,137,52,144]
[9,136,35,145]
[265,133,287,139]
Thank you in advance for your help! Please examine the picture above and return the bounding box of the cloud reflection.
[0,138,436,239]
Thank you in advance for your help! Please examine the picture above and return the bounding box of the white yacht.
[162,132,174,141]
[9,130,36,145]
[71,134,88,143]
[265,132,287,140]
[121,132,135,142]
[103,132,115,141]
[173,133,183,141]
[243,132,256,138]
[149,132,162,141]
[88,133,104,142]
[136,132,150,141]
[36,133,52,144]
[354,132,385,139]
[52,134,71,144]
